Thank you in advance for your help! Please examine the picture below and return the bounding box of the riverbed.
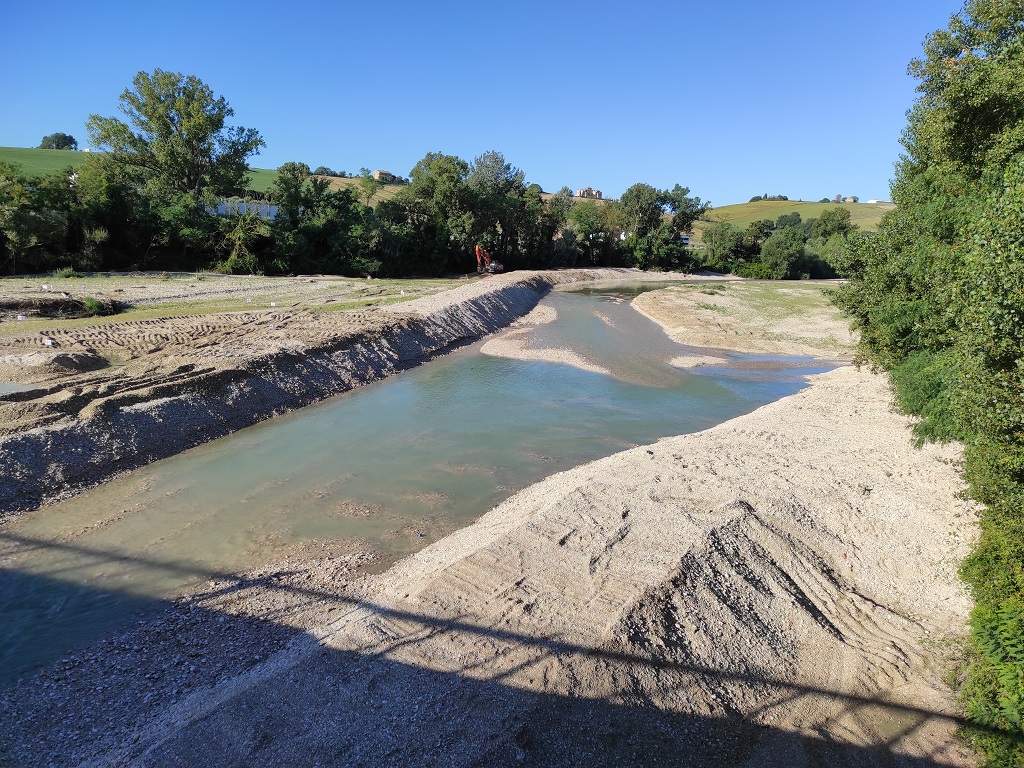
[0,282,836,686]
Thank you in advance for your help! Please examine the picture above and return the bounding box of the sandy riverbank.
[0,275,977,766]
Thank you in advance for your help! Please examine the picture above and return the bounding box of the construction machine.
[475,245,504,274]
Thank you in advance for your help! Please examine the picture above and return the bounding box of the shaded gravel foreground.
[0,271,978,767]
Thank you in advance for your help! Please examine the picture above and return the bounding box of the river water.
[0,282,838,685]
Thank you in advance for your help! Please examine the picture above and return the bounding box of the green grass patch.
[0,146,88,175]
[695,301,725,312]
[698,285,727,295]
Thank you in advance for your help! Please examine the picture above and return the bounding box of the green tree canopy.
[810,207,855,240]
[86,69,264,209]
[38,133,78,150]
[759,227,806,279]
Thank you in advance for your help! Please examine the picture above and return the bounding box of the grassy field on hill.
[0,146,283,194]
[705,199,892,231]
[0,147,91,175]
[0,147,410,201]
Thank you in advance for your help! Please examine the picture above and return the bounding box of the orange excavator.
[475,245,504,274]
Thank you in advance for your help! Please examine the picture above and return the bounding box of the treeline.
[698,208,860,279]
[0,69,718,278]
[828,2,1024,763]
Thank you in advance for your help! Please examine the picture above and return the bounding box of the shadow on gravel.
[1,531,1013,767]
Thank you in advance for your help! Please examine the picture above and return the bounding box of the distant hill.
[704,199,893,232]
[0,146,91,176]
[0,147,420,201]
[0,146,283,194]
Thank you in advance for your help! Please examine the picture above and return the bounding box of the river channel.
[0,282,839,685]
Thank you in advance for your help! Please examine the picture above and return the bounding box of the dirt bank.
[0,269,648,517]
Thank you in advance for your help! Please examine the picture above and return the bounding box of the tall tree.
[86,69,264,218]
[662,183,709,234]
[467,150,527,260]
[395,151,474,269]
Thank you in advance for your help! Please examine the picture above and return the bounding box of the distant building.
[576,186,602,199]
[865,199,891,205]
[372,170,395,182]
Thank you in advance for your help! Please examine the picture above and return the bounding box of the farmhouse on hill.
[577,186,602,199]
[372,170,395,182]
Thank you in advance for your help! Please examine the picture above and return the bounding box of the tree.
[401,151,474,267]
[776,212,802,229]
[39,133,78,150]
[467,150,528,261]
[357,168,384,207]
[0,162,67,274]
[698,221,737,270]
[662,183,709,235]
[86,69,264,217]
[568,200,605,261]
[759,227,806,279]
[811,207,855,240]
[618,183,663,241]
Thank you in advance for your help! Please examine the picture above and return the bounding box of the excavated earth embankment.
[0,269,636,517]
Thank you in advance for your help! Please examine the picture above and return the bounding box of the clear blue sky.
[2,0,964,206]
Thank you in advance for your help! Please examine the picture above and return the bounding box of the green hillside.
[706,199,892,231]
[0,146,90,175]
[0,146,280,193]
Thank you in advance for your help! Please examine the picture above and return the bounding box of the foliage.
[81,296,105,315]
[86,69,264,260]
[2,75,725,280]
[829,2,1024,761]
[810,207,856,240]
[0,161,67,273]
[615,182,707,270]
[759,227,807,279]
[39,133,78,151]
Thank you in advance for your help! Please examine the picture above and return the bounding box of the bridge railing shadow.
[0,530,1015,767]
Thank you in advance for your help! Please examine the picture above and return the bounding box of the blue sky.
[3,1,964,206]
